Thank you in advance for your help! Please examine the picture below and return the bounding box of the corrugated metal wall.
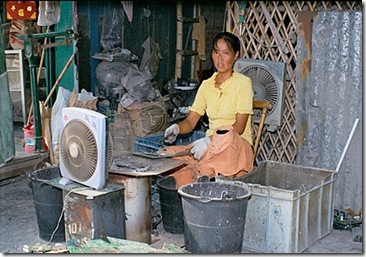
[295,11,362,212]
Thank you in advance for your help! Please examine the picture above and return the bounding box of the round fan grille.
[60,119,98,182]
[240,65,278,118]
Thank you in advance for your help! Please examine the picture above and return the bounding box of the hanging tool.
[238,1,247,36]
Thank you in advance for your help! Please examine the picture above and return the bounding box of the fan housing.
[234,58,286,132]
[59,107,109,190]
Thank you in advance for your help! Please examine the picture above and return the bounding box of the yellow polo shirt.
[190,71,254,145]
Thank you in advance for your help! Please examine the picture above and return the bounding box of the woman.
[163,31,254,188]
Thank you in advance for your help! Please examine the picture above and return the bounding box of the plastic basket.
[134,130,205,154]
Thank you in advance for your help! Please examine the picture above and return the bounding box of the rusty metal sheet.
[63,186,126,243]
[109,151,185,177]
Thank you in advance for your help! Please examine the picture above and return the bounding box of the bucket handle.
[26,172,39,182]
[197,190,236,203]
[26,171,51,184]
[221,190,235,201]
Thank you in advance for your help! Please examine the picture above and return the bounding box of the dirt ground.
[0,124,363,253]
[0,174,44,253]
[0,173,186,253]
[0,172,363,254]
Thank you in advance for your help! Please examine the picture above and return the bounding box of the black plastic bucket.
[157,176,184,234]
[178,181,251,253]
[28,167,65,242]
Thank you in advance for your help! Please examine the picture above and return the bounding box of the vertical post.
[225,1,231,32]
[193,4,201,81]
[175,1,183,81]
[23,37,45,152]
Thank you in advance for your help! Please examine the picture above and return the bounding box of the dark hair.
[212,31,240,56]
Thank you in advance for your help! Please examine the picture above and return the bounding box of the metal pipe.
[335,118,359,173]
[23,38,44,152]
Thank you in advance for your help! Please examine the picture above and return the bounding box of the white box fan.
[234,58,286,132]
[59,107,113,190]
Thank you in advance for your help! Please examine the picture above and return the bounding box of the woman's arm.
[177,111,202,134]
[232,113,249,135]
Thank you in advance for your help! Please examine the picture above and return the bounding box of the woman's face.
[212,38,239,74]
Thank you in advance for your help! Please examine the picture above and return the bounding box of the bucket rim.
[177,181,251,202]
[26,166,61,182]
[157,176,177,190]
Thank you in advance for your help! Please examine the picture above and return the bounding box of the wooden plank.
[175,1,183,80]
[178,17,199,23]
[177,50,198,56]
[0,153,49,180]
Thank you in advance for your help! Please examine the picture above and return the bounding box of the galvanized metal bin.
[219,160,336,253]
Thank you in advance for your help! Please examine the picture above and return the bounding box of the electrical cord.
[46,187,88,244]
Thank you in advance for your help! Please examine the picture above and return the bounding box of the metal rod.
[335,118,359,173]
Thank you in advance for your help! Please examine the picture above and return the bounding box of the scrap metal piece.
[133,149,191,159]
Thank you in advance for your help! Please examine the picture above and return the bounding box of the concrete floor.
[0,124,363,253]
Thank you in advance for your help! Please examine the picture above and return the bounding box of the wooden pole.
[44,53,74,107]
[253,100,272,157]
[175,1,183,81]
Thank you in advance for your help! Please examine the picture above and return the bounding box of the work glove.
[164,124,179,143]
[190,136,211,160]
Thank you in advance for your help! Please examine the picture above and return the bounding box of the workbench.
[109,150,185,176]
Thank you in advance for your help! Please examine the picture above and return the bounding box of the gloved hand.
[164,124,179,143]
[190,136,211,160]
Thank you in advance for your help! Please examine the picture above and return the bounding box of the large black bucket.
[157,176,184,234]
[178,181,251,253]
[28,167,65,242]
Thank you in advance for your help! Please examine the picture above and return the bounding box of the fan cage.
[60,118,100,182]
[239,65,279,119]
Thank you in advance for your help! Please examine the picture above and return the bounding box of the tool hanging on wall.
[238,1,247,36]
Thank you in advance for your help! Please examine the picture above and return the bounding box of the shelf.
[5,49,26,124]
[7,68,21,72]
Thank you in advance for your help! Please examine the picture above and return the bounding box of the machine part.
[18,29,74,152]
